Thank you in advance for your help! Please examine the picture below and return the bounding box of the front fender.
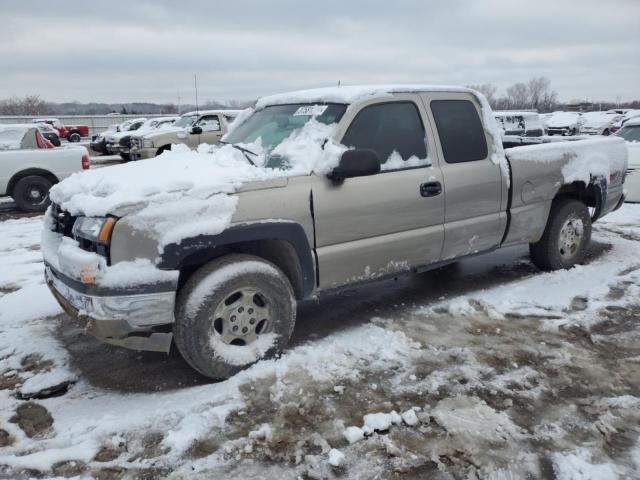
[158,221,316,297]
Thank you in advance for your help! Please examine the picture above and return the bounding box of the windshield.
[617,125,640,142]
[224,103,347,150]
[174,115,198,128]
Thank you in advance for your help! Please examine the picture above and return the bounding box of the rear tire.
[13,175,53,212]
[529,199,591,271]
[174,254,297,379]
[68,132,81,142]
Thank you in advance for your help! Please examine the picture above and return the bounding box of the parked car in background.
[128,110,241,160]
[115,116,179,161]
[32,118,90,142]
[546,112,584,136]
[495,111,544,137]
[611,110,640,134]
[616,118,640,202]
[104,118,147,156]
[42,85,627,378]
[579,112,623,136]
[0,125,89,211]
[35,122,61,146]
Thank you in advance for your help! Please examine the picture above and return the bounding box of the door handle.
[420,181,442,197]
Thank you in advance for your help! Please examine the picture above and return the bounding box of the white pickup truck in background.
[0,125,89,211]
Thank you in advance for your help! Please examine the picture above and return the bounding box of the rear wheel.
[13,175,53,212]
[529,199,591,271]
[68,132,81,142]
[174,254,297,379]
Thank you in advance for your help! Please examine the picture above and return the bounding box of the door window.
[341,102,428,170]
[197,115,221,132]
[430,100,488,163]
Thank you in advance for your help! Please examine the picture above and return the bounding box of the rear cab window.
[341,101,428,171]
[430,99,488,163]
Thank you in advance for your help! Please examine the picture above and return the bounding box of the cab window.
[341,102,427,169]
[197,115,221,132]
[430,100,488,163]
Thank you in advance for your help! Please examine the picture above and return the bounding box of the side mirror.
[191,126,203,135]
[329,149,381,180]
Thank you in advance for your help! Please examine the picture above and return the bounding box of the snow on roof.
[0,124,35,150]
[182,109,243,116]
[494,111,539,117]
[256,84,477,108]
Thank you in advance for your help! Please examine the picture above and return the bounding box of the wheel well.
[177,239,305,299]
[554,180,603,219]
[157,145,171,154]
[7,169,58,196]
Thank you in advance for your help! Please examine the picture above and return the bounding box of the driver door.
[311,96,445,289]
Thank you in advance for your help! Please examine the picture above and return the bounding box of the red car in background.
[32,118,89,142]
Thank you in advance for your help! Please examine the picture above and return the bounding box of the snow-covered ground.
[0,205,639,479]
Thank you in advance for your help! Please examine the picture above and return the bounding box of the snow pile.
[507,136,628,185]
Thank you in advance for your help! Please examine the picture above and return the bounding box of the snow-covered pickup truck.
[41,85,627,379]
[1,125,89,211]
[127,110,241,160]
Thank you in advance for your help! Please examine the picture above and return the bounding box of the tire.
[529,199,592,271]
[156,145,171,156]
[174,254,297,379]
[602,129,610,136]
[12,175,53,212]
[120,153,131,162]
[68,132,81,142]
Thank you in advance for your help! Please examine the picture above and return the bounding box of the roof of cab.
[256,84,476,108]
[181,109,243,117]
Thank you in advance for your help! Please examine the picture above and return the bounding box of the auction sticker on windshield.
[293,105,328,116]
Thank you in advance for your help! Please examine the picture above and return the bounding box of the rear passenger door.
[312,96,445,289]
[421,93,504,259]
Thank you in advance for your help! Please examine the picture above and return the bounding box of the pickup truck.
[32,118,90,143]
[109,116,179,161]
[546,112,584,136]
[1,125,89,211]
[127,109,241,160]
[41,85,628,379]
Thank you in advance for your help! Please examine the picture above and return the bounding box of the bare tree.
[505,83,529,109]
[527,77,557,112]
[467,83,498,108]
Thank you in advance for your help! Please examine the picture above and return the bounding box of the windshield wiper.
[219,140,257,166]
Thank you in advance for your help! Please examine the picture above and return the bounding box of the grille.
[50,203,76,237]
[130,137,141,149]
[628,167,639,177]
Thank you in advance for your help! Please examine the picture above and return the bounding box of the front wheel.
[13,175,53,212]
[529,199,592,271]
[68,132,81,142]
[174,254,297,379]
[120,153,131,162]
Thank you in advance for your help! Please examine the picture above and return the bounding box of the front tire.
[68,132,81,142]
[12,175,53,212]
[529,199,591,271]
[174,254,296,379]
[120,153,131,162]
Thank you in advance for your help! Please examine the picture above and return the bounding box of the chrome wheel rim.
[211,288,272,346]
[558,216,584,260]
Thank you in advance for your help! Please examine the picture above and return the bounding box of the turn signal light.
[98,217,117,243]
[82,153,90,170]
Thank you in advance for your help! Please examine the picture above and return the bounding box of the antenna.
[194,74,199,114]
[338,80,341,87]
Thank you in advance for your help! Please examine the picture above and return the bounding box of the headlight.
[72,216,117,243]
[142,139,154,148]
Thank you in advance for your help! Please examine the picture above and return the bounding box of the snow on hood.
[49,120,344,246]
[581,112,618,129]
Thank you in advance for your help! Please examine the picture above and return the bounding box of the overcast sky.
[1,0,639,104]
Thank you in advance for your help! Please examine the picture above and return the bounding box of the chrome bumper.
[45,264,176,352]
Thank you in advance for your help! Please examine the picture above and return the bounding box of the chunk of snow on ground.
[362,411,402,432]
[552,449,619,480]
[401,409,419,426]
[343,426,364,444]
[327,448,345,467]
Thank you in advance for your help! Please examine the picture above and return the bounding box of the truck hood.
[49,144,291,218]
[50,120,343,247]
[136,126,188,140]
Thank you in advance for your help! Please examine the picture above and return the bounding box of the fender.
[158,222,316,297]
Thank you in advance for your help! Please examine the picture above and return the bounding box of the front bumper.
[128,147,157,160]
[45,263,176,352]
